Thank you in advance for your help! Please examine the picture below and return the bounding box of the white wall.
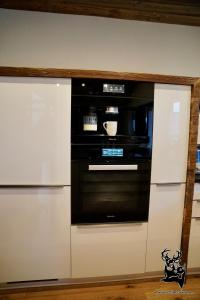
[0,8,200,76]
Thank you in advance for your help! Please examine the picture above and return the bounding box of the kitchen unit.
[0,76,192,283]
[0,77,71,282]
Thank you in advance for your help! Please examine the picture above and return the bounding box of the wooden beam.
[181,79,200,265]
[0,0,200,26]
[0,66,197,85]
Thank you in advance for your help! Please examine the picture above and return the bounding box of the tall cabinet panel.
[0,77,71,283]
[145,184,185,272]
[0,77,71,185]
[146,83,190,273]
[151,84,191,183]
[0,187,71,283]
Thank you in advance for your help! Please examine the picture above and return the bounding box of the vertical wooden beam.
[181,79,200,265]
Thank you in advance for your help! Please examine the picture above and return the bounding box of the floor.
[0,276,200,300]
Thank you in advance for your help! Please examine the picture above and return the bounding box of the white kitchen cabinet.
[188,195,200,269]
[151,84,191,184]
[191,200,200,218]
[192,184,200,219]
[0,187,71,283]
[188,219,200,269]
[193,183,200,200]
[145,183,185,272]
[71,223,147,278]
[0,77,71,185]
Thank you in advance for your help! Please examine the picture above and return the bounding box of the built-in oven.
[71,78,154,224]
[72,154,151,224]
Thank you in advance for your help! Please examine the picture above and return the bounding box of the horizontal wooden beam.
[0,66,198,86]
[0,0,200,26]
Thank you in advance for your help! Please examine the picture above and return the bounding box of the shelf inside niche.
[71,133,149,147]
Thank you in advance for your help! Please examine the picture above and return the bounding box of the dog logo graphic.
[161,248,185,288]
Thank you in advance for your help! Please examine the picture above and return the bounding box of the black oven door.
[71,159,151,224]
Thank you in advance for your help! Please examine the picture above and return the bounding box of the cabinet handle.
[193,217,200,220]
[76,222,143,228]
[88,165,138,171]
[194,199,200,202]
[0,184,67,188]
[154,182,182,186]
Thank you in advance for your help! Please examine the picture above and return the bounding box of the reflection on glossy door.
[0,77,71,185]
[151,84,190,183]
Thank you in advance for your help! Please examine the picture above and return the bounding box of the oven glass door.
[71,160,151,224]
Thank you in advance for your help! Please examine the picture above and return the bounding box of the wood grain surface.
[1,0,200,26]
[181,80,200,264]
[0,66,197,85]
[1,276,200,300]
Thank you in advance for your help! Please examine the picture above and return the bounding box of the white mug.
[103,121,118,136]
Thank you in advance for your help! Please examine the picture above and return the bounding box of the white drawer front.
[71,223,147,278]
[193,183,200,200]
[192,200,200,217]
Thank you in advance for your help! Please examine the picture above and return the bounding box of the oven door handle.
[88,164,138,171]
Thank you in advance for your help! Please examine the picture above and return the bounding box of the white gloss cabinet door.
[193,183,200,200]
[145,183,185,272]
[71,223,147,278]
[0,187,71,283]
[151,84,191,183]
[0,77,71,185]
[188,219,200,269]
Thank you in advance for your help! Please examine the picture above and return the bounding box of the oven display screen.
[102,148,123,157]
